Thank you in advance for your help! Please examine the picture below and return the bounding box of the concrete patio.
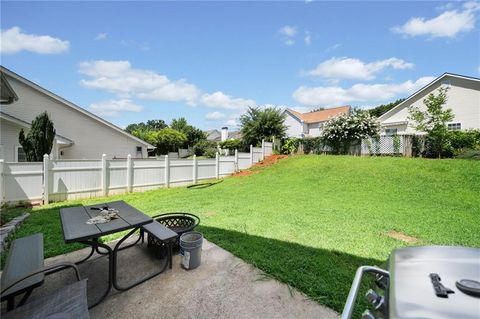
[11,237,339,319]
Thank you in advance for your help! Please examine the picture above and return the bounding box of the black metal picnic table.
[60,200,168,308]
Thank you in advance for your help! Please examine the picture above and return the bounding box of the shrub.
[19,112,56,161]
[321,110,380,154]
[192,140,217,156]
[204,147,218,158]
[301,137,323,154]
[281,138,299,154]
[219,139,243,151]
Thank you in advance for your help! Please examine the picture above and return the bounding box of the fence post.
[215,152,219,179]
[234,149,238,172]
[261,139,265,161]
[164,155,170,188]
[250,145,253,166]
[126,154,132,193]
[101,154,107,197]
[0,160,4,206]
[272,136,275,151]
[43,154,49,205]
[192,155,197,184]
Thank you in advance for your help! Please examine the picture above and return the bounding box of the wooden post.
[43,154,49,205]
[164,155,170,188]
[126,154,132,193]
[101,154,108,197]
[215,152,219,179]
[261,139,265,161]
[234,149,238,172]
[0,160,4,206]
[192,155,197,184]
[250,145,253,166]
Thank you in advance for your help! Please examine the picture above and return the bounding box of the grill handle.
[341,266,390,319]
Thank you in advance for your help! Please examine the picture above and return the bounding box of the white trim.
[379,73,480,121]
[0,66,155,149]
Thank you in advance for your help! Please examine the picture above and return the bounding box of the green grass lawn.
[2,155,479,315]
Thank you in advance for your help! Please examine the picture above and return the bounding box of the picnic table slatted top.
[60,200,153,243]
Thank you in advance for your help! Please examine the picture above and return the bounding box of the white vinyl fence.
[0,141,273,205]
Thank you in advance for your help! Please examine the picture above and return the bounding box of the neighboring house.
[206,127,242,142]
[0,66,154,162]
[284,106,351,138]
[379,73,480,135]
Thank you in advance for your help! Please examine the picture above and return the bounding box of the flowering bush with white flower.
[321,110,380,154]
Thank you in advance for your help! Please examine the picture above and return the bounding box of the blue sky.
[1,1,479,130]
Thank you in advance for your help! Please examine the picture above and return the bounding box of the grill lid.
[389,246,480,319]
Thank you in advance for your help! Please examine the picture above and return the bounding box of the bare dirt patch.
[386,230,418,243]
[232,155,288,177]
[204,211,217,217]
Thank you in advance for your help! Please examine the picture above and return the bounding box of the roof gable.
[285,106,351,124]
[379,72,480,121]
[0,66,154,149]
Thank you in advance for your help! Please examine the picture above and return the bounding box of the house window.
[16,146,26,162]
[385,128,398,136]
[447,123,461,131]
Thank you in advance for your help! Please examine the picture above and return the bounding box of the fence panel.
[237,153,251,170]
[219,156,235,176]
[107,160,128,196]
[197,159,216,180]
[264,142,273,156]
[361,136,405,155]
[169,159,194,184]
[3,162,43,203]
[132,159,165,191]
[50,160,102,201]
[252,147,263,163]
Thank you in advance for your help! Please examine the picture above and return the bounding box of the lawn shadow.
[198,225,388,317]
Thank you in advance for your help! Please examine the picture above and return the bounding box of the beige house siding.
[379,74,480,134]
[284,112,305,138]
[1,71,152,161]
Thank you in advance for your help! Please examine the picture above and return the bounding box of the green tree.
[408,87,454,158]
[125,119,167,135]
[368,98,405,117]
[150,128,187,155]
[240,107,286,147]
[170,117,206,147]
[18,112,56,161]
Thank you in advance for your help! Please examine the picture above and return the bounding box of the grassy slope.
[2,156,479,314]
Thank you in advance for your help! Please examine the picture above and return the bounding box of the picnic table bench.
[1,234,87,317]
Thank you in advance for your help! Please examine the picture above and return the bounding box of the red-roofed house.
[284,106,351,138]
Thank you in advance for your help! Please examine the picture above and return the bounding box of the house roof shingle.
[286,106,351,124]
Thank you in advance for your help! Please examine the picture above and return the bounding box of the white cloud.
[205,111,226,120]
[324,43,341,53]
[278,25,298,45]
[392,1,479,38]
[278,25,297,37]
[0,26,69,54]
[200,91,257,110]
[307,57,414,81]
[292,76,435,106]
[304,31,312,45]
[226,118,239,127]
[79,60,200,105]
[95,33,108,40]
[89,99,143,117]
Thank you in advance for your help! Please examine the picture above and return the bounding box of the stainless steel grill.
[341,246,480,319]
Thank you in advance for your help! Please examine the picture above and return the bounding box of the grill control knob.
[366,289,380,305]
[361,309,377,319]
[375,274,388,290]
